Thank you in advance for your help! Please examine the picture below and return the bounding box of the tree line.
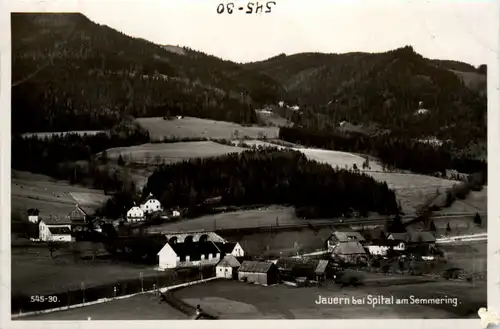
[11,119,149,193]
[139,148,399,219]
[278,126,487,177]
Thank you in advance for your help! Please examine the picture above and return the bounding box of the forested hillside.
[247,47,486,144]
[11,13,284,133]
[141,148,399,219]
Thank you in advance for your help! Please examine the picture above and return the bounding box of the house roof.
[333,241,366,255]
[41,218,73,225]
[331,231,366,243]
[315,260,329,274]
[217,254,241,268]
[68,204,89,217]
[239,261,275,273]
[215,242,237,254]
[169,241,221,258]
[27,208,40,216]
[276,258,318,271]
[48,227,72,235]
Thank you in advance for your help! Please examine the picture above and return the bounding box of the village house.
[326,230,366,252]
[215,242,245,258]
[216,254,241,279]
[330,241,368,264]
[315,259,329,284]
[27,208,40,224]
[67,204,94,232]
[238,261,279,286]
[157,241,221,270]
[39,218,73,242]
[365,239,406,257]
[140,193,163,215]
[127,205,145,223]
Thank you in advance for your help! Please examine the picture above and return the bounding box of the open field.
[11,170,110,222]
[451,70,486,92]
[20,130,105,139]
[105,141,245,164]
[437,188,487,214]
[20,293,186,320]
[437,241,487,275]
[173,278,485,319]
[11,241,158,296]
[147,206,301,232]
[255,110,292,127]
[136,116,279,140]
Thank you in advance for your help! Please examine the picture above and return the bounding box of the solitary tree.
[429,220,437,232]
[117,154,125,166]
[474,212,482,227]
[47,241,59,259]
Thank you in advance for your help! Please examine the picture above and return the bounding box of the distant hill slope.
[246,47,486,144]
[11,13,285,133]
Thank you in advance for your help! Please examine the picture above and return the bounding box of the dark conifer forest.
[142,149,399,219]
[278,127,487,177]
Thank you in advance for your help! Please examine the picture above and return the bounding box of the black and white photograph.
[4,0,497,324]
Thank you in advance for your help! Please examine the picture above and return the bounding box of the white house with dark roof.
[215,242,245,258]
[27,208,40,224]
[140,193,163,214]
[157,241,221,270]
[127,206,145,222]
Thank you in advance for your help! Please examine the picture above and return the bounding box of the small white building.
[127,206,145,222]
[27,208,40,224]
[172,210,181,217]
[140,194,163,214]
[157,241,221,270]
[216,254,241,279]
[216,242,245,257]
[366,240,406,256]
[39,220,73,242]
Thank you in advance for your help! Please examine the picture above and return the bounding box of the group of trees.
[279,126,487,176]
[11,119,149,191]
[139,148,399,219]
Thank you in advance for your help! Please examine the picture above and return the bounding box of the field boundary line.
[11,277,217,319]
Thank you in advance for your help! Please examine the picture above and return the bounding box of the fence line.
[12,277,217,319]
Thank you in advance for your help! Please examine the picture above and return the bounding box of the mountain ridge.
[12,13,486,145]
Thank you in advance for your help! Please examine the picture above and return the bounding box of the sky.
[10,0,499,66]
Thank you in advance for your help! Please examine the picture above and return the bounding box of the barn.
[216,254,241,279]
[39,219,73,242]
[238,261,279,286]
